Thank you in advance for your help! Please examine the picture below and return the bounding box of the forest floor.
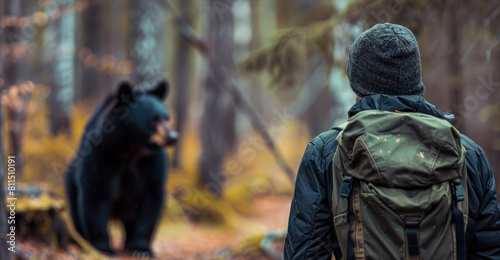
[17,195,292,260]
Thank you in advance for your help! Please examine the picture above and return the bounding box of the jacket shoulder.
[461,134,482,153]
[460,134,496,215]
[308,129,341,160]
[461,133,490,176]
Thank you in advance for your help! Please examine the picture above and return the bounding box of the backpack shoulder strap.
[332,121,349,132]
[332,120,355,260]
[452,147,468,260]
[332,120,352,198]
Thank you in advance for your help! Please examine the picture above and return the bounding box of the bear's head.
[113,80,179,150]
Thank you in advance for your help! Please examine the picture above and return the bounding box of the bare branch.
[229,80,296,184]
[166,0,296,184]
[166,0,210,55]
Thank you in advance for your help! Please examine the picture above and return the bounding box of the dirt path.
[18,195,292,260]
[150,195,292,259]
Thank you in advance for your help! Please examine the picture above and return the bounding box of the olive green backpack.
[332,110,468,260]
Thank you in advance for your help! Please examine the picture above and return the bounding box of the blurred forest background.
[0,0,499,259]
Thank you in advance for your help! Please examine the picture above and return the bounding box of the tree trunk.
[0,110,9,259]
[282,0,335,137]
[0,2,12,258]
[300,58,334,136]
[172,0,194,168]
[0,105,10,260]
[103,0,130,87]
[48,0,75,135]
[76,1,102,101]
[169,3,295,184]
[4,0,27,178]
[130,0,167,88]
[97,1,114,93]
[447,0,463,128]
[199,0,236,197]
[248,0,265,116]
[275,0,294,28]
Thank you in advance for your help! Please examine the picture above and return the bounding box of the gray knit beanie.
[347,23,425,97]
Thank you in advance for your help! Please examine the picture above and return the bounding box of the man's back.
[284,95,500,259]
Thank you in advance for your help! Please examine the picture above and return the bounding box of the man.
[284,23,500,259]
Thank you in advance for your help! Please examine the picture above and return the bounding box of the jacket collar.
[348,94,455,125]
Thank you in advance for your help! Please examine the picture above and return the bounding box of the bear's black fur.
[66,80,178,257]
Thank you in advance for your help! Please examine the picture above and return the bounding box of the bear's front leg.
[76,154,122,256]
[123,189,164,258]
[79,191,116,256]
[124,152,167,258]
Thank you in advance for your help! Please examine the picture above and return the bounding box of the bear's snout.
[150,120,179,147]
[166,130,179,146]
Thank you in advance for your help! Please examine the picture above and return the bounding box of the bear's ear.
[116,81,135,105]
[148,80,169,100]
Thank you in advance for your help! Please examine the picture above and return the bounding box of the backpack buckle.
[404,218,420,228]
[404,219,420,256]
[340,176,353,198]
[452,178,465,202]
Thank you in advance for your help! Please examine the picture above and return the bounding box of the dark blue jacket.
[284,95,500,259]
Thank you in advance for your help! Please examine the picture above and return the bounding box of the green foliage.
[15,184,65,213]
[237,0,432,89]
[217,230,286,259]
[217,233,265,259]
[18,92,90,195]
[237,17,340,88]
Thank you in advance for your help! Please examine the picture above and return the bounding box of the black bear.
[66,80,178,257]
